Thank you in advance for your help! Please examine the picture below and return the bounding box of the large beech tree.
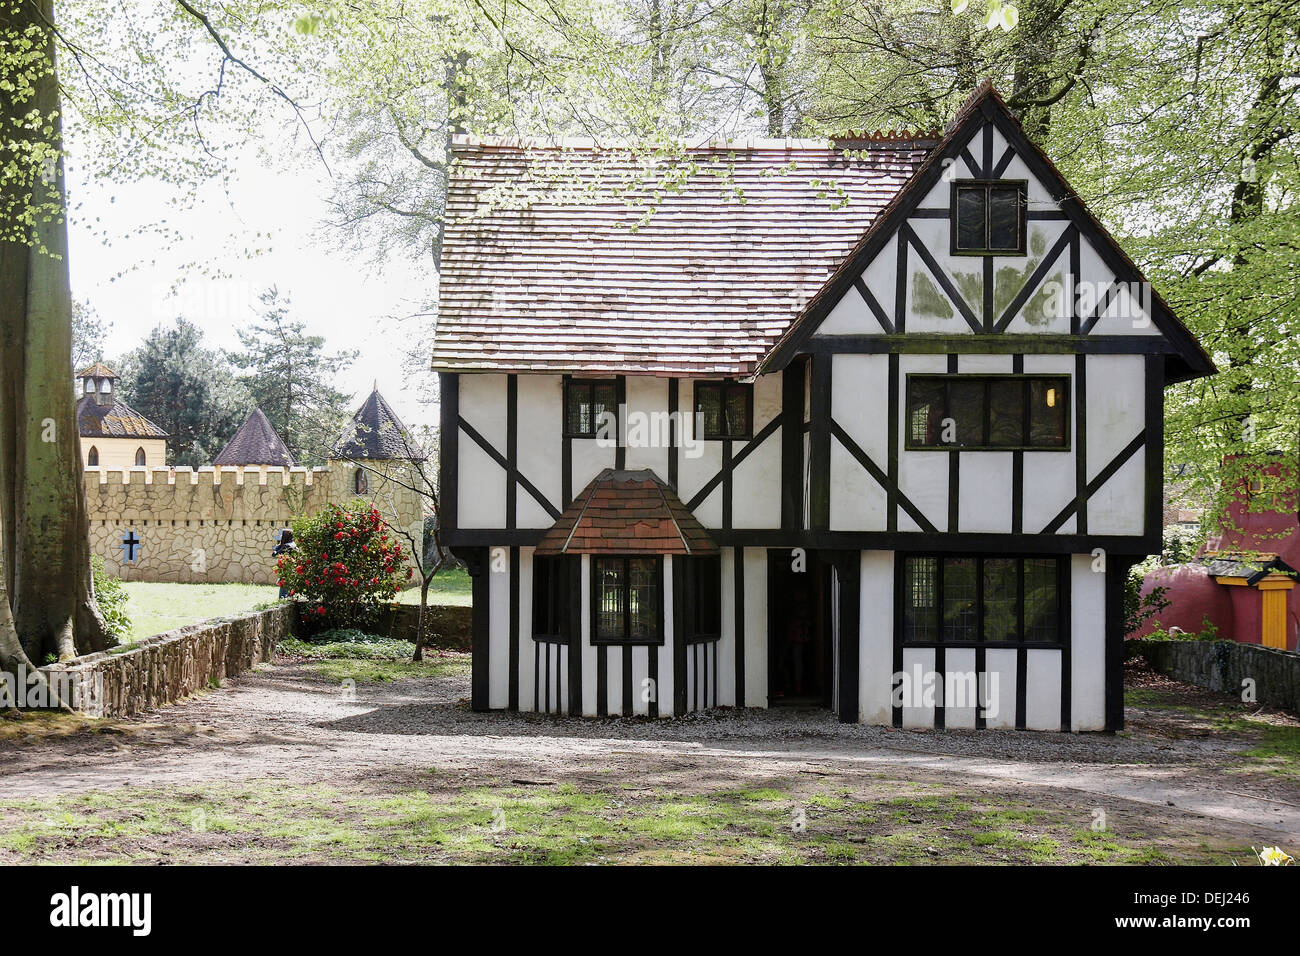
[0,0,108,663]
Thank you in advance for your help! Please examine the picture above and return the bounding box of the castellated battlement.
[85,461,425,585]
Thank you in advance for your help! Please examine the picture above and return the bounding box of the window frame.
[904,373,1070,452]
[694,380,754,441]
[563,378,619,439]
[950,179,1028,256]
[589,554,665,646]
[898,553,1069,648]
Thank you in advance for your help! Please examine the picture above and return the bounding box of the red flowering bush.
[276,500,412,629]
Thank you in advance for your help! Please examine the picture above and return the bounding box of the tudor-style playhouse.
[432,83,1214,731]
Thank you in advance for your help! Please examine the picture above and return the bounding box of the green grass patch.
[119,572,471,646]
[121,582,281,644]
[0,773,1255,866]
[299,654,471,684]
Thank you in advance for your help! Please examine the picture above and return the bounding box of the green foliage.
[91,555,129,644]
[115,317,250,468]
[71,300,111,369]
[1160,525,1202,566]
[1124,568,1169,636]
[279,501,412,629]
[229,288,358,464]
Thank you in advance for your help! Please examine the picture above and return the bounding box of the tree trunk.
[412,577,430,662]
[0,0,110,662]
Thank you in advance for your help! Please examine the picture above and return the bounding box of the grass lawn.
[0,773,1253,865]
[116,567,471,644]
[121,582,279,644]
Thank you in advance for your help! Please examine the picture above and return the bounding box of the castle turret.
[76,363,168,468]
[213,407,295,467]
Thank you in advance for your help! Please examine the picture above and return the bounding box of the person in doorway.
[272,528,296,599]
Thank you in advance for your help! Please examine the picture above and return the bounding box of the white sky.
[64,147,440,436]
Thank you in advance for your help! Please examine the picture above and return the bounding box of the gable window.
[86,446,99,466]
[684,554,722,641]
[134,447,147,466]
[695,381,752,440]
[906,374,1068,450]
[592,556,663,645]
[952,180,1027,255]
[902,555,1064,646]
[533,555,569,641]
[564,379,618,438]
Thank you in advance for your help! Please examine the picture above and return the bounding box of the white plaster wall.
[983,648,1018,730]
[518,548,536,712]
[623,376,669,476]
[1020,354,1078,534]
[900,647,936,728]
[516,376,564,526]
[858,550,894,725]
[1025,649,1062,731]
[732,375,784,529]
[659,555,676,714]
[1085,354,1146,535]
[944,648,978,729]
[488,553,511,709]
[830,355,889,531]
[735,547,767,708]
[1071,554,1107,731]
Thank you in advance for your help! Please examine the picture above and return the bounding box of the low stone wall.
[1128,639,1300,713]
[40,604,295,717]
[295,602,472,650]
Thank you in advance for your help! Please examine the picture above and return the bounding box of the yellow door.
[1260,585,1291,649]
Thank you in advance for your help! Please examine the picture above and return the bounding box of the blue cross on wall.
[120,529,141,564]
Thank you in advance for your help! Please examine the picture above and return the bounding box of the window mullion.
[976,556,984,643]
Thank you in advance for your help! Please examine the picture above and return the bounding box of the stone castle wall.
[86,461,425,585]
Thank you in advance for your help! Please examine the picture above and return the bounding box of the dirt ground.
[0,655,1295,864]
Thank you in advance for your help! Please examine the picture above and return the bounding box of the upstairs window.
[134,447,147,466]
[564,379,618,438]
[695,381,752,440]
[902,555,1063,645]
[906,375,1068,450]
[86,446,99,466]
[354,468,368,495]
[592,556,662,645]
[952,180,1027,255]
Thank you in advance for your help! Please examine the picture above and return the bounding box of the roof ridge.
[452,133,939,153]
[650,472,692,554]
[560,468,606,553]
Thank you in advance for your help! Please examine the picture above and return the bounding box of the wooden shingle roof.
[535,469,717,555]
[76,396,168,440]
[213,408,295,467]
[432,134,936,376]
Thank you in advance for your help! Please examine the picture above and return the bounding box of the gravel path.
[2,659,1296,842]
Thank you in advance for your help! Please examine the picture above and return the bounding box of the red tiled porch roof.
[535,469,717,555]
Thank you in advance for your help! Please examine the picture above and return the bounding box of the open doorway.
[767,550,832,707]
